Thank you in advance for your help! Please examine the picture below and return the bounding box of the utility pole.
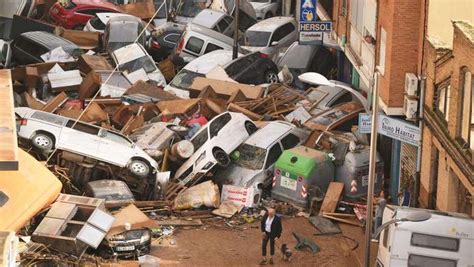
[364,72,380,267]
[232,0,240,59]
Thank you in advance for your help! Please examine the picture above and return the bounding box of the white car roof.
[96,12,132,25]
[184,50,239,74]
[247,16,295,32]
[113,43,146,64]
[244,121,295,149]
[192,9,227,29]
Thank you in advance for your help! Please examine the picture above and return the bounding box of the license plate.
[116,245,135,251]
[361,175,377,186]
[280,176,297,191]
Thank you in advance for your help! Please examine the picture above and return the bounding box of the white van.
[377,206,473,267]
[175,23,235,63]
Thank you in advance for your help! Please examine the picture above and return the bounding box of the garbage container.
[272,146,334,208]
[335,146,384,199]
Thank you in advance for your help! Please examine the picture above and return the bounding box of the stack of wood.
[228,85,306,120]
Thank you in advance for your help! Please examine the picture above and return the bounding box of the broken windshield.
[119,56,157,74]
[233,144,266,170]
[244,31,271,47]
[170,69,205,89]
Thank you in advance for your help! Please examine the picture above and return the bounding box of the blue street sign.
[300,0,317,22]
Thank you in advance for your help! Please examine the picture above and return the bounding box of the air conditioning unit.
[405,73,418,96]
[403,96,418,120]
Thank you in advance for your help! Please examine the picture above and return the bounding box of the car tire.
[245,121,257,135]
[31,133,54,152]
[264,70,279,84]
[213,147,230,167]
[129,159,150,177]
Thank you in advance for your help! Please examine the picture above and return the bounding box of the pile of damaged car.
[0,1,406,266]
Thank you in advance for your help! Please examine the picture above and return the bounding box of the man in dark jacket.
[260,208,282,265]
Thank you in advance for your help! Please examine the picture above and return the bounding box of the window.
[216,17,231,33]
[185,37,204,55]
[382,225,390,248]
[411,233,459,252]
[14,37,48,57]
[459,68,473,150]
[265,143,282,169]
[271,23,295,43]
[163,33,180,45]
[66,121,99,135]
[101,130,131,146]
[204,43,223,54]
[407,254,456,267]
[209,113,231,138]
[191,128,209,152]
[351,0,376,36]
[378,27,387,75]
[281,134,300,150]
[31,112,67,125]
[340,0,347,17]
[435,82,451,122]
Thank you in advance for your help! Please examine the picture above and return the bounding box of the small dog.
[281,244,293,261]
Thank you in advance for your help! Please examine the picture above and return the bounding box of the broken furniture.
[32,194,115,257]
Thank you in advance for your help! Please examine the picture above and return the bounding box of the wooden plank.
[319,182,345,215]
[41,92,68,113]
[190,77,263,100]
[227,103,263,121]
[0,70,18,170]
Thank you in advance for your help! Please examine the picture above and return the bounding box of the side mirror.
[271,41,279,46]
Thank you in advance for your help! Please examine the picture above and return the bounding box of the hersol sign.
[378,115,421,146]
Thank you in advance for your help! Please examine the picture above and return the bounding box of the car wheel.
[213,148,230,167]
[245,121,257,135]
[265,12,273,19]
[264,70,279,84]
[129,159,150,177]
[31,133,54,151]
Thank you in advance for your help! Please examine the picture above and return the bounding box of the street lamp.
[298,72,369,113]
[373,211,432,239]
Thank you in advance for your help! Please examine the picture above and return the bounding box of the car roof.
[112,43,146,64]
[187,23,234,45]
[184,50,236,74]
[73,0,119,9]
[96,12,132,24]
[244,121,295,148]
[192,9,227,28]
[247,16,295,32]
[18,31,79,52]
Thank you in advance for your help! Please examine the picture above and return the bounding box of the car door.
[263,142,283,180]
[96,129,133,167]
[57,120,100,158]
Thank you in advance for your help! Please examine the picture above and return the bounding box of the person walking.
[372,190,387,241]
[260,208,282,265]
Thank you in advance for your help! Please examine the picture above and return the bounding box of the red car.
[49,0,122,30]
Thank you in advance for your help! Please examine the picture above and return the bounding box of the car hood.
[250,2,269,11]
[217,164,262,188]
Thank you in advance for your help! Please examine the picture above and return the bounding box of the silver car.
[15,107,158,177]
[215,121,308,206]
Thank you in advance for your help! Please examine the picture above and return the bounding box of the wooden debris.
[42,92,68,113]
[227,103,263,121]
[155,219,203,226]
[319,182,345,215]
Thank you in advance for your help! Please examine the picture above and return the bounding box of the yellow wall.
[427,0,473,46]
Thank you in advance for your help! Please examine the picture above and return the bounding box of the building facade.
[419,21,473,216]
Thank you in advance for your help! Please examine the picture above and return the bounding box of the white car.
[215,121,308,206]
[192,9,235,37]
[242,16,297,62]
[111,43,166,86]
[15,107,158,177]
[250,0,280,20]
[173,112,257,186]
[164,50,240,98]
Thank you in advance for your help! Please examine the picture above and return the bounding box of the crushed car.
[15,107,159,178]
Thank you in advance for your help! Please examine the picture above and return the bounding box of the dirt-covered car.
[15,107,159,177]
[173,112,257,186]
